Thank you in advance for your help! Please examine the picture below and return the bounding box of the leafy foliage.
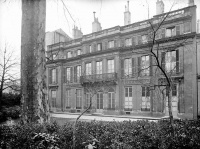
[0,119,200,148]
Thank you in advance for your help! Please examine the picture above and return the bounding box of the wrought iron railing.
[80,73,117,84]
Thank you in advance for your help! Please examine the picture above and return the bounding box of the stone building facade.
[46,1,200,119]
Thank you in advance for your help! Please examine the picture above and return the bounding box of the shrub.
[0,119,200,148]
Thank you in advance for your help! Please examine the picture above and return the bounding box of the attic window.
[166,26,175,37]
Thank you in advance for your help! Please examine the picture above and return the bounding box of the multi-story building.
[46,0,200,119]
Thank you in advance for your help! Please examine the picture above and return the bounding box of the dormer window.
[125,38,132,46]
[97,43,102,51]
[141,35,148,44]
[108,40,114,48]
[166,26,176,37]
[184,22,191,33]
[67,51,72,58]
[89,45,92,53]
[77,49,81,56]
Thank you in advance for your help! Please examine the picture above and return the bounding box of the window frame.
[107,59,114,73]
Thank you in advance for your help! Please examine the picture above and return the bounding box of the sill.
[124,108,132,111]
[66,107,71,109]
[107,108,115,110]
[141,108,150,112]
[76,107,82,109]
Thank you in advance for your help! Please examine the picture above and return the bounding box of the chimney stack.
[72,25,83,39]
[92,11,102,33]
[188,0,194,6]
[156,0,164,15]
[124,1,131,25]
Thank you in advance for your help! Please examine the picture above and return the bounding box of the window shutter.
[161,52,165,71]
[161,28,165,38]
[114,40,117,48]
[176,50,179,73]
[63,67,66,83]
[138,36,142,44]
[104,41,107,50]
[49,69,52,84]
[132,58,135,77]
[150,56,153,76]
[74,66,77,82]
[176,25,180,36]
[138,57,141,77]
[70,67,73,82]
[94,43,97,52]
[121,59,124,77]
[180,24,183,35]
[56,68,58,83]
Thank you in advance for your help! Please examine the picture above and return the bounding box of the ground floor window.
[108,92,115,109]
[97,92,103,110]
[125,87,132,110]
[51,90,57,108]
[65,89,71,108]
[141,86,150,111]
[76,89,82,109]
[85,93,90,108]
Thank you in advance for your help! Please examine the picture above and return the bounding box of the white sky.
[0,0,200,55]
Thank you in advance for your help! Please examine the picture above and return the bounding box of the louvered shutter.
[176,25,180,36]
[132,58,135,77]
[104,41,107,50]
[138,57,141,77]
[121,59,124,78]
[161,52,165,71]
[149,56,153,76]
[56,68,58,83]
[74,66,77,82]
[114,40,117,48]
[93,43,96,52]
[49,69,52,84]
[176,50,179,74]
[70,67,73,82]
[63,67,66,83]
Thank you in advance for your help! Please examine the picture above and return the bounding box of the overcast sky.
[0,0,200,54]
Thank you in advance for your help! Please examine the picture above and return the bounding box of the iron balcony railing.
[80,73,117,84]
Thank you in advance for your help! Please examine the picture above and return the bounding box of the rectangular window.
[97,43,102,51]
[124,87,132,110]
[141,56,150,76]
[107,59,114,73]
[161,28,165,38]
[52,54,57,60]
[65,89,71,108]
[96,61,102,74]
[132,36,138,45]
[124,58,132,77]
[50,68,57,84]
[166,26,176,37]
[86,63,92,75]
[97,92,103,109]
[77,49,81,56]
[67,51,72,58]
[76,89,82,108]
[77,66,81,82]
[184,22,191,33]
[125,38,132,46]
[138,35,142,44]
[51,90,57,108]
[108,92,115,109]
[176,25,180,36]
[85,93,90,108]
[142,35,148,43]
[66,68,71,82]
[141,87,150,111]
[108,40,114,48]
[89,45,92,53]
[172,84,177,97]
[165,51,176,73]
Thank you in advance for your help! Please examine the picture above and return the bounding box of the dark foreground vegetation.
[1,119,200,149]
[0,93,21,123]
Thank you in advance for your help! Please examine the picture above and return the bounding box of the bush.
[0,119,200,148]
[1,93,21,107]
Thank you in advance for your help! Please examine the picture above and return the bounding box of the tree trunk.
[21,0,49,123]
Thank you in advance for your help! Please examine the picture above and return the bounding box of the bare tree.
[0,45,19,110]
